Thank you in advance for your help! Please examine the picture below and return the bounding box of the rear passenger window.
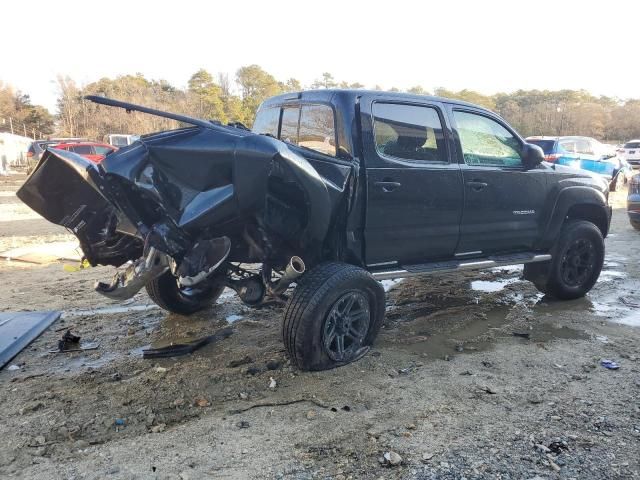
[373,103,446,162]
[252,106,280,137]
[70,145,93,155]
[280,107,299,145]
[298,105,336,156]
[453,111,522,167]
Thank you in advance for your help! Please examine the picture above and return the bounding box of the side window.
[373,103,446,162]
[252,106,280,137]
[559,140,576,153]
[453,111,522,167]
[279,106,299,145]
[298,105,337,156]
[71,145,93,155]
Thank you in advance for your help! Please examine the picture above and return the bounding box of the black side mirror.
[522,143,544,169]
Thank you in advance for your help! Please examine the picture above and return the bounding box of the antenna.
[84,95,221,131]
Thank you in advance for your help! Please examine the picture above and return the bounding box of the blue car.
[526,136,632,191]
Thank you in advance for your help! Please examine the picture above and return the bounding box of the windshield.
[527,139,555,155]
[624,142,640,149]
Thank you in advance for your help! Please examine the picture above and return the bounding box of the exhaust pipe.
[269,256,306,296]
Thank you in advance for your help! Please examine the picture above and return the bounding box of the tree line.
[0,82,55,137]
[2,66,640,142]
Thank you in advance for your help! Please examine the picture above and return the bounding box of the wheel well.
[566,204,609,237]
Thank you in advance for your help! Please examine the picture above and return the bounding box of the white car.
[620,139,640,168]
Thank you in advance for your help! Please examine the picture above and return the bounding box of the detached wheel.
[283,262,385,371]
[146,270,225,315]
[524,220,604,300]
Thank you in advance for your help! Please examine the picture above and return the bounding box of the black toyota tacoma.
[17,90,612,370]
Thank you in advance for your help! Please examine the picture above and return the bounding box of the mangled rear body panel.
[18,108,350,298]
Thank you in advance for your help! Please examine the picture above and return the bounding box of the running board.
[370,252,551,280]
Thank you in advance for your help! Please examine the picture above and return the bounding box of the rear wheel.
[630,219,640,231]
[524,220,604,300]
[282,262,385,371]
[145,270,225,315]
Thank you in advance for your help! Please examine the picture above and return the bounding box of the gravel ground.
[0,173,638,479]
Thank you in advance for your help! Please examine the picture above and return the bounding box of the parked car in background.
[619,139,640,169]
[51,142,117,163]
[526,135,632,191]
[104,134,139,147]
[627,173,640,230]
[26,138,87,172]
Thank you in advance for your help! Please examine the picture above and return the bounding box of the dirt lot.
[0,173,639,480]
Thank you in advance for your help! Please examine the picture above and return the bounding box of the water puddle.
[471,278,519,293]
[381,278,404,292]
[225,314,244,323]
[380,303,587,360]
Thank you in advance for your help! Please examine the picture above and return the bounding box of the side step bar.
[370,252,551,280]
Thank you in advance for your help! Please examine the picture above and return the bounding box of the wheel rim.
[323,291,371,362]
[560,238,596,287]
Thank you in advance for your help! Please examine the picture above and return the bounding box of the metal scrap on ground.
[0,311,61,368]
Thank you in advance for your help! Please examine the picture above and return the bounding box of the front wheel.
[524,220,604,300]
[145,271,225,315]
[282,262,385,371]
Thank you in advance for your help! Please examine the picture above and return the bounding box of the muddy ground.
[0,173,639,480]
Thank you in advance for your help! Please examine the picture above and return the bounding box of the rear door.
[361,97,464,266]
[449,107,548,255]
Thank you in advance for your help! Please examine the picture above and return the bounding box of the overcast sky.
[4,0,637,113]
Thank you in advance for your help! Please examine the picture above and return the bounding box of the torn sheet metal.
[0,311,61,368]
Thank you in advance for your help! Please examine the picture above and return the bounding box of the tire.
[524,220,604,300]
[631,219,640,231]
[282,262,385,371]
[145,270,225,315]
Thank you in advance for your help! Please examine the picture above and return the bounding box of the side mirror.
[522,143,544,169]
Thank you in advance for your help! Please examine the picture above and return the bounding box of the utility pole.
[9,117,13,135]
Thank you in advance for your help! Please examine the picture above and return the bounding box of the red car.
[51,142,118,163]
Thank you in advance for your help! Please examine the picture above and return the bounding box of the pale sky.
[3,0,638,113]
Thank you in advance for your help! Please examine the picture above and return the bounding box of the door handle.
[466,180,488,191]
[374,181,401,192]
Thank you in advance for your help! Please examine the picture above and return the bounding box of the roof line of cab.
[261,88,491,112]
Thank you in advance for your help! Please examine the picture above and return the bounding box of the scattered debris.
[142,327,233,358]
[150,423,166,433]
[306,410,317,420]
[7,364,20,371]
[194,397,210,407]
[58,330,81,351]
[227,356,254,368]
[0,311,61,368]
[381,451,403,466]
[600,359,620,370]
[268,377,277,389]
[246,366,261,376]
[236,421,250,429]
[512,331,531,339]
[229,398,329,415]
[266,359,282,370]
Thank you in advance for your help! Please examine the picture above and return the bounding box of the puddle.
[471,278,519,293]
[65,352,119,371]
[62,304,159,318]
[380,303,587,359]
[613,312,640,327]
[225,314,244,323]
[381,278,404,292]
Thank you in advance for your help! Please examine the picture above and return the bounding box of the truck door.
[448,107,548,255]
[361,98,463,266]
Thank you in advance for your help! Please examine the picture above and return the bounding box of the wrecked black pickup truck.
[18,90,612,370]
